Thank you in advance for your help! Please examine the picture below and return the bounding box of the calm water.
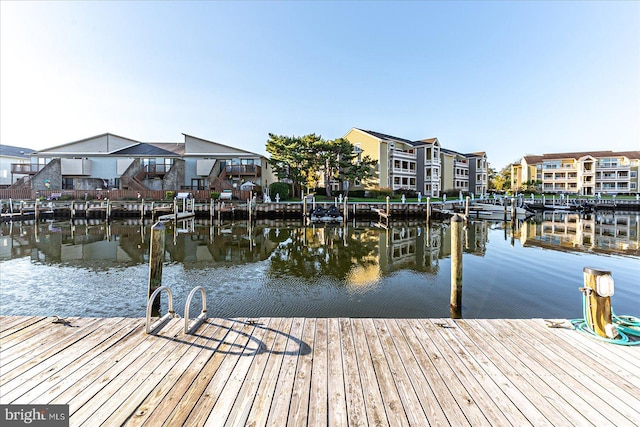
[1,212,638,319]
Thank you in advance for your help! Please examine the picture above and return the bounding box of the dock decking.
[1,316,638,426]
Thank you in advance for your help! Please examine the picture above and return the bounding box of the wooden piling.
[148,222,166,313]
[450,214,463,319]
[464,196,470,222]
[386,196,390,217]
[426,197,431,224]
[35,199,39,221]
[582,267,615,338]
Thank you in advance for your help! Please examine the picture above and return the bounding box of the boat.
[309,205,344,222]
[462,203,534,220]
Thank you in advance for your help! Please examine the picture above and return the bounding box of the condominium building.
[7,133,277,195]
[512,151,640,195]
[343,128,442,197]
[0,145,33,188]
[343,128,488,197]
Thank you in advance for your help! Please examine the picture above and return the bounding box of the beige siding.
[344,128,385,188]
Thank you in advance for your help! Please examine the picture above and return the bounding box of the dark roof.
[0,145,35,158]
[356,129,417,145]
[111,143,179,156]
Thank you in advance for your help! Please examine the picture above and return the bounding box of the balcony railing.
[225,165,261,175]
[11,164,46,174]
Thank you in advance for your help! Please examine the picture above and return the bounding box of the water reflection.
[1,215,637,319]
[519,211,640,257]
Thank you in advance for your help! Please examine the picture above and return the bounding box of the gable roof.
[524,150,640,163]
[355,129,416,145]
[111,143,180,156]
[32,133,140,154]
[0,145,34,158]
[182,133,262,156]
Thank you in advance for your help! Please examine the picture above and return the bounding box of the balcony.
[390,150,416,160]
[61,158,91,176]
[225,165,261,176]
[11,163,46,175]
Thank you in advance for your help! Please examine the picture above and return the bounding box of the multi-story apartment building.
[512,151,640,195]
[8,133,277,194]
[0,145,33,188]
[438,148,488,196]
[343,128,488,197]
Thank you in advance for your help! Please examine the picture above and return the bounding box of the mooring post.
[386,196,390,217]
[303,194,307,219]
[582,267,617,338]
[343,196,348,222]
[511,197,516,220]
[148,222,166,314]
[426,196,431,224]
[34,199,39,221]
[450,214,464,319]
[173,197,178,222]
[141,199,145,220]
[465,196,470,223]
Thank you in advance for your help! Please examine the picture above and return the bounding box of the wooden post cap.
[451,214,463,223]
[583,267,611,276]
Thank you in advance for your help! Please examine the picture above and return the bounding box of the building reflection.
[0,219,496,290]
[518,212,639,257]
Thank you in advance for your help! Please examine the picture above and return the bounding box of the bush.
[314,187,327,196]
[395,188,418,198]
[165,191,175,200]
[442,189,470,198]
[269,182,291,200]
[210,191,220,200]
[347,189,366,198]
[369,187,393,198]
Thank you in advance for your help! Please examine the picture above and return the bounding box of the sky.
[1,1,638,170]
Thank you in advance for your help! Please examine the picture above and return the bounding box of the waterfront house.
[511,151,640,195]
[0,145,34,188]
[7,133,277,197]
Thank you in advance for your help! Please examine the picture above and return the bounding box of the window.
[62,178,74,189]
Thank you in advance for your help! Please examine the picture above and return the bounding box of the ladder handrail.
[184,286,207,334]
[146,286,175,334]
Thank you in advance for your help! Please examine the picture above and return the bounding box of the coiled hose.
[570,291,640,346]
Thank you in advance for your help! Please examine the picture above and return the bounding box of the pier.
[1,315,638,426]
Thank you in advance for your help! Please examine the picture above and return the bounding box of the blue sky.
[1,1,638,170]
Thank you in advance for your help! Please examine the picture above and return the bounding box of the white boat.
[465,203,532,220]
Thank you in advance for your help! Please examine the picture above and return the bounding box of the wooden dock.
[1,316,638,426]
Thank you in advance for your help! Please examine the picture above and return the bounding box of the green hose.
[571,293,640,346]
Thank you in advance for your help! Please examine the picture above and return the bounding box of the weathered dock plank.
[0,316,638,427]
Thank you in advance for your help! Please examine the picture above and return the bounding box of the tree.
[266,133,378,198]
[341,153,377,195]
[266,133,315,198]
[489,165,511,192]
